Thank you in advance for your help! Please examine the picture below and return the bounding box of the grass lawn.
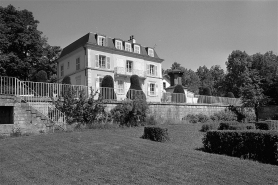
[0,123,278,185]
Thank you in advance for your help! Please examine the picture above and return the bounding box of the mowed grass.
[0,124,278,185]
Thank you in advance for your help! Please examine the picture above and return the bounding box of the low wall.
[105,102,229,120]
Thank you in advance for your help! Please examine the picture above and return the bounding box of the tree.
[226,92,235,98]
[196,66,213,94]
[183,69,200,94]
[224,50,252,97]
[0,5,61,80]
[172,84,186,103]
[209,65,225,96]
[240,70,268,122]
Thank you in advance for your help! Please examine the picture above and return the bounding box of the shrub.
[141,126,170,142]
[186,114,198,123]
[101,75,116,100]
[144,115,158,126]
[62,76,71,84]
[218,122,255,130]
[226,92,235,98]
[197,113,209,123]
[35,70,48,82]
[126,75,146,100]
[111,93,149,127]
[203,130,278,165]
[211,109,237,121]
[200,122,220,132]
[203,87,212,96]
[255,120,278,130]
[172,84,186,103]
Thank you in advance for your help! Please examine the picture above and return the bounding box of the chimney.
[129,35,136,43]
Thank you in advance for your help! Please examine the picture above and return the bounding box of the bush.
[172,85,186,103]
[101,75,116,100]
[203,130,278,165]
[218,122,255,130]
[111,93,149,127]
[186,114,198,123]
[141,126,170,142]
[255,120,278,130]
[203,87,212,96]
[226,92,235,98]
[211,109,237,121]
[62,76,71,84]
[200,122,220,132]
[197,113,209,123]
[126,75,146,100]
[35,70,48,82]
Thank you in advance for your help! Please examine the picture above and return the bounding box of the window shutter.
[115,80,118,94]
[154,66,157,76]
[147,64,150,75]
[147,83,150,96]
[95,55,99,68]
[155,83,159,96]
[105,37,108,47]
[107,57,110,69]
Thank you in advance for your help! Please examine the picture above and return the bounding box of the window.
[95,76,104,90]
[163,82,166,89]
[61,64,64,77]
[76,76,81,85]
[148,48,154,57]
[148,82,158,96]
[67,61,70,69]
[99,55,106,68]
[134,45,140,54]
[126,60,133,73]
[95,55,111,70]
[98,36,105,46]
[147,64,157,76]
[76,57,80,70]
[125,43,132,52]
[117,80,124,94]
[115,40,122,50]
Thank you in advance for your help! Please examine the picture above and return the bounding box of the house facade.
[57,33,164,102]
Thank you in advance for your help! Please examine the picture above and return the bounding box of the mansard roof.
[59,32,163,62]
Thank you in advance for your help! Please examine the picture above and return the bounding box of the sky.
[1,0,277,71]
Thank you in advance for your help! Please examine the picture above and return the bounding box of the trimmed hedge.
[203,130,278,165]
[141,127,170,142]
[219,122,255,130]
[255,120,278,130]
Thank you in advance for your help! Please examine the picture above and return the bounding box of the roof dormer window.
[134,45,140,54]
[148,48,154,57]
[125,42,132,52]
[115,40,122,50]
[98,36,105,46]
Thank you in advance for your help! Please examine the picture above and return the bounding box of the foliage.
[196,114,209,123]
[54,88,106,126]
[186,114,199,123]
[62,76,71,85]
[100,75,116,100]
[210,109,237,121]
[202,87,212,96]
[101,75,114,88]
[226,92,235,98]
[255,120,278,131]
[126,75,146,100]
[218,121,255,130]
[182,69,201,94]
[240,70,268,122]
[35,70,48,82]
[10,127,21,137]
[141,127,170,142]
[172,84,186,103]
[200,122,220,132]
[145,115,158,126]
[0,5,61,80]
[111,93,149,127]
[203,130,278,165]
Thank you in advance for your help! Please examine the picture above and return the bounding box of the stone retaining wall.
[105,102,229,120]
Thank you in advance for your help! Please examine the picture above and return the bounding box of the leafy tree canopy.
[0,5,61,81]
